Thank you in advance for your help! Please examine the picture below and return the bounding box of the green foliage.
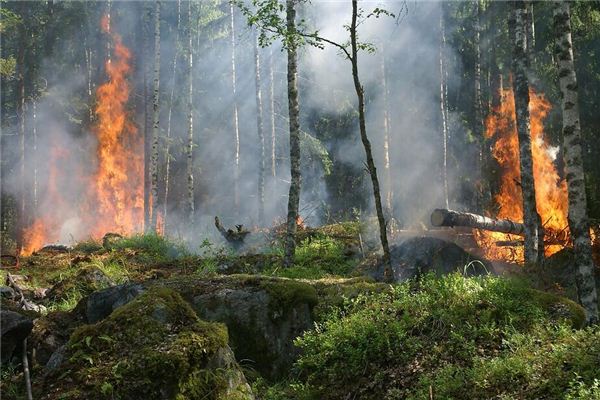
[72,238,103,254]
[0,364,25,400]
[287,274,590,399]
[109,233,189,262]
[0,56,16,78]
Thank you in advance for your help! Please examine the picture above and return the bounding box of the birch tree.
[283,0,301,268]
[150,0,161,231]
[512,0,543,265]
[162,0,181,231]
[230,2,241,214]
[186,0,195,223]
[380,48,393,218]
[254,31,266,226]
[554,1,598,324]
[439,2,449,209]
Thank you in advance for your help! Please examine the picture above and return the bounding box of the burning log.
[431,208,525,235]
[214,216,250,248]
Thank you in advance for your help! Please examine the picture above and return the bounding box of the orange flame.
[475,86,570,262]
[86,18,143,238]
[21,15,143,255]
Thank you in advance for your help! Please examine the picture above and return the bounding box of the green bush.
[290,273,593,400]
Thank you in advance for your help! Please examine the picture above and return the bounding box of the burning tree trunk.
[431,209,525,235]
[150,0,161,232]
[186,0,195,224]
[511,0,543,265]
[439,2,449,209]
[350,0,392,281]
[254,31,266,226]
[163,0,181,232]
[283,0,301,268]
[230,2,241,215]
[554,1,598,324]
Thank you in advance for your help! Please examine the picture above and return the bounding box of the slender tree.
[143,3,152,230]
[350,0,392,280]
[512,0,543,265]
[439,2,449,209]
[150,0,161,231]
[474,0,485,210]
[380,48,393,218]
[254,31,266,225]
[283,0,301,268]
[186,0,195,223]
[163,0,181,231]
[554,1,598,324]
[16,7,26,252]
[269,46,277,179]
[230,2,241,215]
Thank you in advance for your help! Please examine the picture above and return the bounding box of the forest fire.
[86,15,143,238]
[475,87,570,262]
[20,16,143,255]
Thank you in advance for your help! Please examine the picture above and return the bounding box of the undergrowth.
[254,273,595,400]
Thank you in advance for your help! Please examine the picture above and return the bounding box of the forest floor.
[1,222,599,399]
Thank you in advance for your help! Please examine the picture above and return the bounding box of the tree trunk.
[474,0,485,210]
[150,0,161,231]
[17,17,26,253]
[350,0,392,281]
[526,1,535,66]
[554,1,598,324]
[230,2,241,215]
[439,2,449,209]
[32,99,37,215]
[380,48,393,218]
[269,46,277,178]
[254,32,266,226]
[163,0,181,232]
[186,0,195,224]
[431,208,525,235]
[143,3,152,231]
[512,0,543,265]
[283,0,301,268]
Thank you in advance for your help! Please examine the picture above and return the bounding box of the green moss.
[528,288,586,328]
[40,287,240,400]
[260,278,319,318]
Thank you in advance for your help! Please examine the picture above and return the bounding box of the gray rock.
[1,310,33,364]
[192,285,314,379]
[45,344,66,370]
[0,286,15,299]
[358,236,492,282]
[86,283,145,323]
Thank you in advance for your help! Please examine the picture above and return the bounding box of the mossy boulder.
[528,248,600,304]
[38,288,253,400]
[160,275,318,380]
[77,275,396,381]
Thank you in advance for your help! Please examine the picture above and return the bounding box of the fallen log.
[431,209,525,235]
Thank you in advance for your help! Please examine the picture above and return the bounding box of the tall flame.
[20,15,143,255]
[86,15,144,238]
[475,86,570,262]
